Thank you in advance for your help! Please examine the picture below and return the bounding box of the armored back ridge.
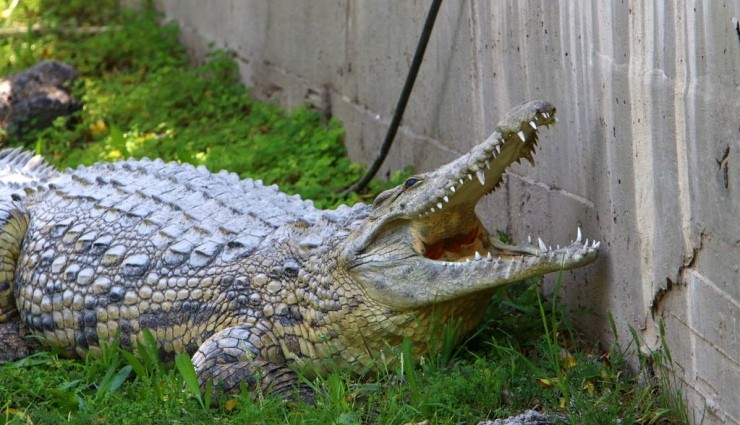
[0,101,598,401]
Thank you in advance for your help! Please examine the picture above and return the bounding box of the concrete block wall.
[155,1,739,423]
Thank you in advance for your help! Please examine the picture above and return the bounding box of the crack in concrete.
[716,145,730,190]
[649,231,705,317]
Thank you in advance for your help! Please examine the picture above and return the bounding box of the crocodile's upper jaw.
[343,101,599,309]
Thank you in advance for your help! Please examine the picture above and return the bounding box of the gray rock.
[0,60,81,137]
[478,409,557,425]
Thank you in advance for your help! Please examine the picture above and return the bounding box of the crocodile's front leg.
[192,323,313,403]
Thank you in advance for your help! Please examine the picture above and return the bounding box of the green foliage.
[174,351,212,409]
[0,0,408,209]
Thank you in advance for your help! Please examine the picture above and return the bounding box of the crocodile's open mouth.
[407,102,569,263]
[349,101,599,309]
[417,217,596,263]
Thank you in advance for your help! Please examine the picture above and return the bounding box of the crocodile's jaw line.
[345,100,599,310]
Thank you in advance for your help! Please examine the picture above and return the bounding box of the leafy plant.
[1,1,409,210]
[174,351,213,409]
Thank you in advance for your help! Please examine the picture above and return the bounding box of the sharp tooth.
[476,170,486,185]
[485,160,491,169]
[467,173,473,181]
[527,235,532,244]
[543,112,550,119]
[437,202,443,209]
[538,237,547,252]
[529,121,537,130]
[486,252,493,260]
[475,251,482,260]
[450,186,456,193]
[576,226,583,243]
[525,154,535,166]
[556,244,560,250]
[459,178,465,185]
[430,207,436,213]
[443,195,449,203]
[585,239,590,247]
[593,241,601,249]
[517,131,526,142]
[495,145,502,155]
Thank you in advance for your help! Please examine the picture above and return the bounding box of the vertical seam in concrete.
[673,2,695,259]
[627,1,657,333]
[468,0,484,141]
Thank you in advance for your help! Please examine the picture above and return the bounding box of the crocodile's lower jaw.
[418,213,601,264]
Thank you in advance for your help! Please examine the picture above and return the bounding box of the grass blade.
[174,352,206,409]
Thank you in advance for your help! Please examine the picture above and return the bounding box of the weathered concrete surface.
[156,1,739,423]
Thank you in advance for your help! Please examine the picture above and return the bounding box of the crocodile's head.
[342,100,599,309]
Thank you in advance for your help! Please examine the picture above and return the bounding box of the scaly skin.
[0,100,599,401]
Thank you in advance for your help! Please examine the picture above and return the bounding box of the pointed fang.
[443,195,449,203]
[475,251,482,260]
[476,170,486,185]
[576,226,583,243]
[529,121,537,130]
[538,237,547,252]
[437,202,443,210]
[517,131,526,142]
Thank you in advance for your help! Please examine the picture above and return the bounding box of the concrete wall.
[155,1,739,423]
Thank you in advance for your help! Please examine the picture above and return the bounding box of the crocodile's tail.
[0,148,58,188]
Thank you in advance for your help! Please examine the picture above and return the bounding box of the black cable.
[342,0,443,195]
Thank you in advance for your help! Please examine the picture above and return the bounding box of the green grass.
[0,0,407,208]
[0,1,694,424]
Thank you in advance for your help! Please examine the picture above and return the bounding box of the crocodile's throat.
[345,101,599,309]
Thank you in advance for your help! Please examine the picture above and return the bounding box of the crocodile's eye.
[404,178,420,189]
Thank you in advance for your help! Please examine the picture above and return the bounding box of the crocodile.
[0,100,599,401]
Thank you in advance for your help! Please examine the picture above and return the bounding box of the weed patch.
[0,0,408,209]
